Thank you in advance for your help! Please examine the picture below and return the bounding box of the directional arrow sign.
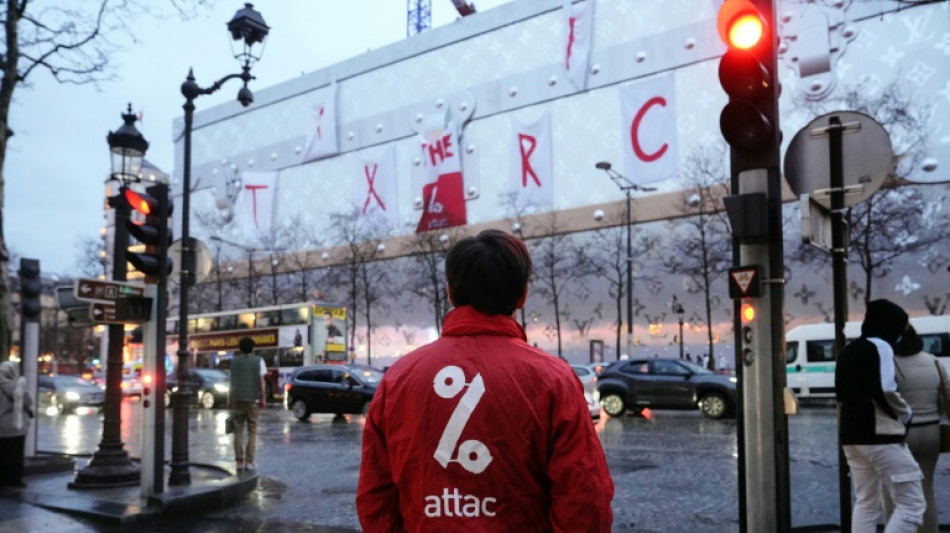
[74,278,145,303]
[89,302,124,325]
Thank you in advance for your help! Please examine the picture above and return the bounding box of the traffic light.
[142,373,153,408]
[739,300,757,367]
[125,183,173,283]
[18,258,41,321]
[717,0,780,172]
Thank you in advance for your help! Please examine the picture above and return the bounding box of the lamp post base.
[69,446,139,488]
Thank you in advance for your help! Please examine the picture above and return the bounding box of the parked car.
[165,368,230,409]
[571,364,598,396]
[38,375,105,413]
[595,358,737,419]
[584,391,601,421]
[284,364,384,420]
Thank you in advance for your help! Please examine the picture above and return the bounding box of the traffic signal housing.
[125,183,173,283]
[18,258,42,321]
[717,0,780,172]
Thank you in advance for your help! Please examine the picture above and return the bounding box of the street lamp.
[72,104,149,488]
[595,161,656,361]
[672,297,685,361]
[170,3,269,487]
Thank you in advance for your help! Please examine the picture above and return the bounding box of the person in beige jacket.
[0,360,34,488]
[884,325,950,533]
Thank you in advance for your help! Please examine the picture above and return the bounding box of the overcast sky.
[6,0,509,276]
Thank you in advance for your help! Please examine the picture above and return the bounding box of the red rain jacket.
[357,306,613,532]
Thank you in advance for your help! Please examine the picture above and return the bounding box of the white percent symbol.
[432,365,493,474]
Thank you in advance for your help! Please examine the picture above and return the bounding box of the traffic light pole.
[18,258,41,459]
[72,197,139,488]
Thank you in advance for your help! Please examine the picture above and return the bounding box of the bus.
[166,302,348,400]
[786,315,950,399]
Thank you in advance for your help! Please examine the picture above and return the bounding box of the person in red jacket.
[357,229,613,532]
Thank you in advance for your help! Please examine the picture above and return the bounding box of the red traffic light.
[124,188,155,215]
[718,0,767,50]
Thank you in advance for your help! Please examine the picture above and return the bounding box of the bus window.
[187,319,198,334]
[256,311,282,328]
[237,313,255,329]
[194,317,217,333]
[218,314,237,331]
[806,341,835,363]
[786,341,798,364]
[278,347,305,367]
[280,306,308,326]
[256,349,279,368]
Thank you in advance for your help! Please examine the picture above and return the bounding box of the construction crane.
[407,0,476,37]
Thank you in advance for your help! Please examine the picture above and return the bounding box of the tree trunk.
[0,0,22,361]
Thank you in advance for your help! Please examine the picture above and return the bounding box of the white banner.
[563,0,595,91]
[237,171,279,245]
[509,112,554,208]
[356,146,399,230]
[302,82,339,162]
[620,72,679,185]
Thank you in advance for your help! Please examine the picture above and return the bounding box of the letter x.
[362,164,386,214]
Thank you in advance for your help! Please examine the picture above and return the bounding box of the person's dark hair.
[861,299,908,345]
[445,229,532,316]
[238,336,255,354]
[895,324,923,356]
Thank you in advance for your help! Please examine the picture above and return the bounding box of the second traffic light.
[125,183,173,283]
[717,0,780,172]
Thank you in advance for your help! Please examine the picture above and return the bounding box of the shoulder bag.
[933,357,950,453]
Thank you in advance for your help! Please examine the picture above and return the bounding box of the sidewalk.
[3,454,257,527]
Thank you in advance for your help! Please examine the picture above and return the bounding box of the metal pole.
[828,115,851,531]
[247,251,253,308]
[170,75,196,487]
[625,188,633,360]
[679,318,684,360]
[72,200,139,487]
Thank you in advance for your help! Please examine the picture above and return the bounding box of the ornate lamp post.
[72,104,148,488]
[170,3,269,487]
[672,297,685,361]
[595,162,655,360]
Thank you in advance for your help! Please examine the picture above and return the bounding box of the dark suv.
[284,364,384,420]
[595,358,737,419]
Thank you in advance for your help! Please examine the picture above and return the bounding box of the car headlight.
[213,383,229,393]
[729,377,738,383]
[65,391,80,401]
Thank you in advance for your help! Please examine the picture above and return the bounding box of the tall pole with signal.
[716,1,789,531]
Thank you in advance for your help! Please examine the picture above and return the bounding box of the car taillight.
[285,383,292,392]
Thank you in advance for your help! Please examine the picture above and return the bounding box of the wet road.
[18,399,950,532]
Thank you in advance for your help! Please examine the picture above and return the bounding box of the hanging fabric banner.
[302,82,339,163]
[620,72,679,185]
[356,146,399,230]
[416,122,467,232]
[509,111,554,208]
[562,0,595,91]
[238,171,279,245]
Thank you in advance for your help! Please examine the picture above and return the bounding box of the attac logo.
[728,266,761,299]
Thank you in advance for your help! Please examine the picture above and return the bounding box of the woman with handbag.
[884,325,950,533]
[0,360,35,488]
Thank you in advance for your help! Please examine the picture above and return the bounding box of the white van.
[785,315,950,399]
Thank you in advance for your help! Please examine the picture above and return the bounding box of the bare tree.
[664,143,732,369]
[327,208,391,366]
[0,1,209,362]
[796,81,950,306]
[528,213,594,358]
[402,230,457,335]
[73,235,107,279]
[276,214,322,303]
[588,212,660,360]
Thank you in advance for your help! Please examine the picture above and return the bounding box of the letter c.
[482,497,497,517]
[631,96,669,163]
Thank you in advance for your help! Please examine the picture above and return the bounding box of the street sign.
[729,266,761,299]
[115,296,152,322]
[89,302,120,324]
[74,278,145,303]
[168,238,212,285]
[800,193,848,253]
[55,285,88,310]
[66,307,96,328]
[784,111,892,209]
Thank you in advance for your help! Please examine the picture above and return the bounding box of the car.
[571,364,598,396]
[284,364,384,421]
[37,375,105,413]
[584,391,601,421]
[595,358,737,419]
[165,368,231,409]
